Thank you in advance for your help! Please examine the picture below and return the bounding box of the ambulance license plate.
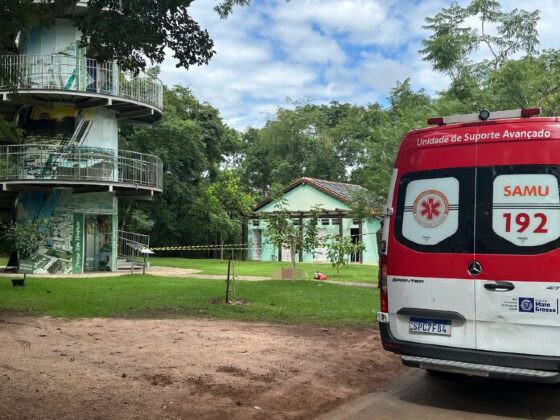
[409,317,451,336]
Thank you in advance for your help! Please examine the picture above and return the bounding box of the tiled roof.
[254,177,367,211]
[303,178,367,203]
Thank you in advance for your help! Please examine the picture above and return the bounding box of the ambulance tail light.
[378,254,388,313]
[521,107,541,118]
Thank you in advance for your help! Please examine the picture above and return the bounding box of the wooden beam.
[251,210,351,219]
[298,212,304,263]
[358,219,363,264]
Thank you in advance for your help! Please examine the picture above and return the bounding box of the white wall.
[80,108,118,150]
[23,19,81,56]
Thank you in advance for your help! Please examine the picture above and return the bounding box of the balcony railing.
[0,54,163,110]
[0,144,163,190]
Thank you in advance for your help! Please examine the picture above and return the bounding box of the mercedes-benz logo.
[467,261,482,276]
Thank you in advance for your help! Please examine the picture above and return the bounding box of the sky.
[159,0,559,130]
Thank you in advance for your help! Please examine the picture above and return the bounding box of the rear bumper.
[379,322,560,383]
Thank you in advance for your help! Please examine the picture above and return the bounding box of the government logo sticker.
[412,190,450,228]
[519,297,535,313]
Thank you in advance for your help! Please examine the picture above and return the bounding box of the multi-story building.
[0,3,163,274]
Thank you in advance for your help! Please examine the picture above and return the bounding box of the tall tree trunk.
[290,241,297,281]
[220,234,224,262]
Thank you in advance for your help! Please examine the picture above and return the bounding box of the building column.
[241,221,248,261]
[299,212,304,262]
[358,219,363,264]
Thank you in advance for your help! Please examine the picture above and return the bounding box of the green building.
[247,178,380,264]
[0,3,162,274]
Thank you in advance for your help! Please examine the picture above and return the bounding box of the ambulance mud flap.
[402,355,560,383]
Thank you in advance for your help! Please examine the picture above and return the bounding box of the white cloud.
[271,0,407,47]
[269,22,346,64]
[158,0,560,130]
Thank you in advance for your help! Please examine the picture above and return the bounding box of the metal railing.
[118,229,150,262]
[0,54,163,110]
[0,144,163,189]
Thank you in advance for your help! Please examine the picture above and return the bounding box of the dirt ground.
[0,317,402,419]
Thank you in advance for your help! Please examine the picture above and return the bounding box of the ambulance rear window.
[395,166,560,255]
[394,168,475,253]
[476,166,560,254]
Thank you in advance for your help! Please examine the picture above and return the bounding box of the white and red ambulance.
[377,108,560,382]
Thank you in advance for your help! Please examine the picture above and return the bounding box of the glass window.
[394,168,475,253]
[401,177,459,245]
[476,166,560,255]
[492,174,560,247]
[395,166,560,255]
[331,218,341,225]
[321,219,330,225]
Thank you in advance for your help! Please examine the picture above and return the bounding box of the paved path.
[0,266,375,287]
[323,367,560,419]
[0,266,270,281]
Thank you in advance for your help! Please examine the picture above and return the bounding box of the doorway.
[350,228,361,263]
[251,229,262,261]
[84,214,113,271]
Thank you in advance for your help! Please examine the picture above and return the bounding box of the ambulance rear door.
[388,128,478,350]
[474,121,560,357]
[475,166,560,356]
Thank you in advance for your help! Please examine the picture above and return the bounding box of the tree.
[1,220,46,281]
[194,170,254,261]
[120,209,154,234]
[264,203,321,273]
[0,116,23,144]
[1,220,45,260]
[351,80,434,213]
[241,102,366,195]
[0,0,253,73]
[0,1,49,55]
[324,235,365,276]
[421,0,540,77]
[119,86,240,247]
[485,51,560,115]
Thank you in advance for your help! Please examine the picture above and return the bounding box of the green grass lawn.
[149,258,378,284]
[0,276,379,326]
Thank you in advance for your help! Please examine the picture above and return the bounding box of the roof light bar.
[427,108,541,126]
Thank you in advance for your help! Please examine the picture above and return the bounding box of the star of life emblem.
[412,189,450,228]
